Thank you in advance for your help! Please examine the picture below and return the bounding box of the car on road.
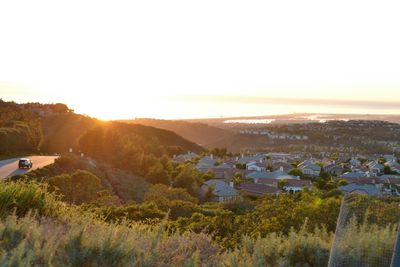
[18,158,33,169]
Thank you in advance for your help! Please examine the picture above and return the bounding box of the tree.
[95,190,121,206]
[233,172,244,185]
[144,184,198,204]
[203,186,215,202]
[144,184,199,219]
[330,153,338,161]
[210,148,228,158]
[291,161,300,168]
[384,165,392,175]
[235,163,246,170]
[51,103,70,113]
[314,177,339,191]
[278,179,288,191]
[267,165,273,172]
[320,171,330,179]
[315,162,324,168]
[289,168,303,178]
[145,161,170,185]
[173,165,201,196]
[48,170,105,204]
[202,170,215,181]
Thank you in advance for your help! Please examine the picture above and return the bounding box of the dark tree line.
[0,100,43,154]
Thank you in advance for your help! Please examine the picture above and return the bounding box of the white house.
[283,179,312,193]
[246,162,266,172]
[246,170,298,183]
[367,161,384,175]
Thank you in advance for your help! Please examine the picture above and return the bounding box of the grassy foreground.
[0,181,397,267]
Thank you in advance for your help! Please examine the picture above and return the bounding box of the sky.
[1,0,400,120]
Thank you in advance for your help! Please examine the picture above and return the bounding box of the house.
[247,162,266,172]
[201,179,240,202]
[237,154,265,165]
[367,161,384,175]
[381,177,400,195]
[324,163,344,176]
[206,168,229,179]
[253,176,312,193]
[272,162,293,173]
[246,170,298,183]
[196,155,216,171]
[384,154,397,163]
[238,183,280,196]
[256,178,279,187]
[339,184,382,197]
[298,159,314,168]
[341,170,368,180]
[385,161,400,174]
[173,151,198,163]
[283,179,312,193]
[335,176,380,185]
[391,165,400,174]
[349,158,361,167]
[299,160,321,177]
[379,174,400,180]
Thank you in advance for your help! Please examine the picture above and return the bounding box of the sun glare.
[1,1,400,119]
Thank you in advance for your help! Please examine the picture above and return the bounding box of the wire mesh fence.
[328,194,400,267]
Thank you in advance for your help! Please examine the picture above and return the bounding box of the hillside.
[41,115,203,157]
[0,100,204,160]
[124,118,268,152]
[41,112,99,153]
[0,100,43,154]
[127,118,233,148]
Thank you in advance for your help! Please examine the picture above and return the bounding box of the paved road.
[0,156,58,179]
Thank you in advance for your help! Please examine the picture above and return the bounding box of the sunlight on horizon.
[1,0,400,119]
[2,81,400,120]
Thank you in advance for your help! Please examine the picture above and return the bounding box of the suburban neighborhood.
[173,151,400,202]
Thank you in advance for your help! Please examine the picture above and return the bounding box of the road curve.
[0,156,58,180]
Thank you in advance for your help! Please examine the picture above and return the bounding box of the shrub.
[0,213,219,266]
[48,170,105,205]
[0,181,61,219]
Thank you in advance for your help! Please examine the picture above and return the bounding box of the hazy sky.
[1,0,400,119]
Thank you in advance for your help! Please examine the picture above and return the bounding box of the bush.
[0,181,61,218]
[1,213,395,267]
[0,213,219,266]
[48,170,106,205]
[82,202,166,224]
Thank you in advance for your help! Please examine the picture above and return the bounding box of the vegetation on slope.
[129,118,233,148]
[0,100,43,154]
[79,121,203,172]
[0,100,204,159]
[126,118,271,152]
[0,180,398,267]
